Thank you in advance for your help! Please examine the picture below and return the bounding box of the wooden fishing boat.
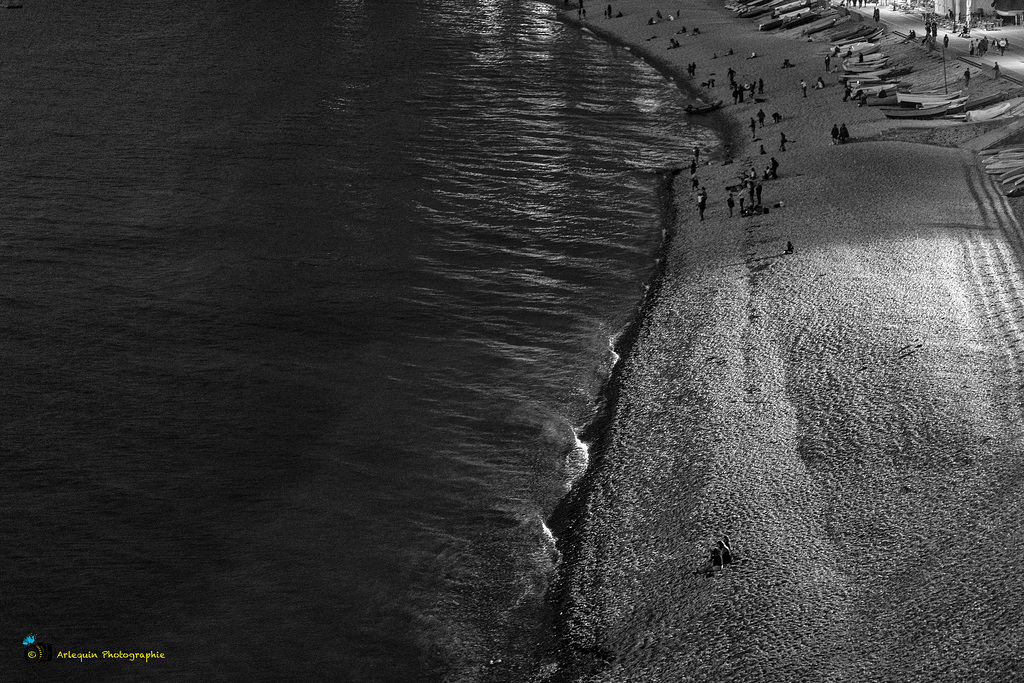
[773,0,812,13]
[759,18,784,29]
[997,168,1024,184]
[684,100,725,115]
[841,68,893,82]
[866,95,899,106]
[743,5,779,18]
[982,151,1024,163]
[838,43,880,58]
[844,60,890,73]
[963,92,1009,111]
[998,180,1024,197]
[982,157,1024,172]
[967,101,1014,122]
[842,53,887,68]
[897,90,962,105]
[740,0,785,18]
[846,77,901,89]
[735,0,776,10]
[881,102,953,118]
[980,144,1024,156]
[783,11,820,28]
[829,25,875,43]
[776,3,812,18]
[801,13,839,35]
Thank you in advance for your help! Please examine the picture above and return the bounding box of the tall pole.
[942,43,948,93]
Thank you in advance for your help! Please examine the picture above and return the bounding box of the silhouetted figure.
[718,540,733,565]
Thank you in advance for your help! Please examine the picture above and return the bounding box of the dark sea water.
[1,1,718,680]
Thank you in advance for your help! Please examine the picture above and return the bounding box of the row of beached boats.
[699,0,1020,125]
[980,145,1024,197]
[724,0,880,36]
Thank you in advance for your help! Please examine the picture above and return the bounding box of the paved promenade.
[849,2,1024,84]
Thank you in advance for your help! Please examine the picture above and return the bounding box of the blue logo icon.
[22,633,36,645]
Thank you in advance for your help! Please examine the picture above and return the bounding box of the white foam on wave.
[608,335,621,366]
[564,426,590,491]
[536,518,561,573]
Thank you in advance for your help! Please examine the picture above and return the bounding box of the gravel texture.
[544,2,1024,681]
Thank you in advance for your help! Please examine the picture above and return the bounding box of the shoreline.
[540,1,1024,680]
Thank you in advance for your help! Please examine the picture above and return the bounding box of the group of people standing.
[969,36,1006,57]
[721,157,779,220]
[830,123,851,145]
[726,67,764,104]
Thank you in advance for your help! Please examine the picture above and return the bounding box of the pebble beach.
[543,1,1024,681]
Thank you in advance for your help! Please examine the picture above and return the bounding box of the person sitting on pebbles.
[693,545,724,575]
[718,539,733,566]
[747,51,758,59]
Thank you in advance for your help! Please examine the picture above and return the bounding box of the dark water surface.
[1,1,717,679]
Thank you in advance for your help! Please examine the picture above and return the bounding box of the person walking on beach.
[944,33,949,49]
[696,187,707,221]
[800,79,807,97]
[770,156,779,178]
[831,123,839,145]
[727,192,735,217]
[825,54,831,72]
[757,108,766,127]
[839,123,849,144]
[965,68,971,86]
[779,131,787,152]
[758,77,764,94]
[750,117,757,139]
[694,146,701,164]
[755,181,762,206]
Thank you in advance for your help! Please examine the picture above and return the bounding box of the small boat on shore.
[846,77,901,89]
[853,84,899,96]
[783,12,821,28]
[828,24,875,43]
[966,100,1014,122]
[844,60,889,73]
[881,102,955,119]
[773,0,812,13]
[684,100,724,115]
[980,144,1024,157]
[842,53,887,68]
[998,180,1024,197]
[840,67,893,81]
[838,42,880,58]
[897,90,963,105]
[801,13,840,35]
